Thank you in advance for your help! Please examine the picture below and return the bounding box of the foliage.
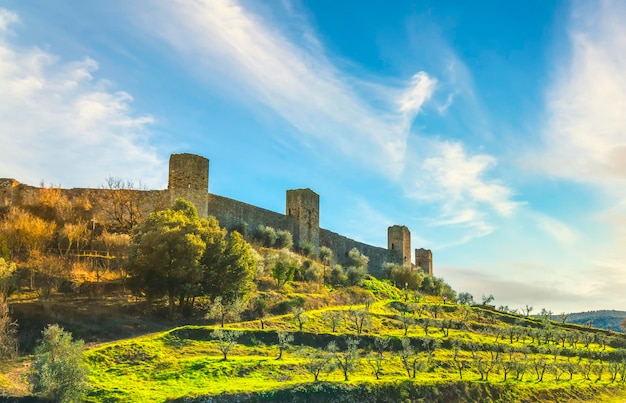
[254,225,277,247]
[206,296,245,327]
[0,258,16,300]
[298,241,315,258]
[202,229,257,303]
[457,292,474,305]
[276,331,294,359]
[328,337,360,381]
[129,199,209,315]
[210,329,241,361]
[292,307,309,331]
[384,263,424,290]
[0,299,17,360]
[271,251,299,288]
[275,230,293,250]
[29,324,89,402]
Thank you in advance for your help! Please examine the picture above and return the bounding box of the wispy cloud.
[532,212,580,247]
[0,8,163,188]
[538,0,626,191]
[140,0,517,241]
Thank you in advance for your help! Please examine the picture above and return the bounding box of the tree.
[0,258,16,301]
[300,348,332,382]
[399,311,414,336]
[399,338,425,379]
[292,307,308,332]
[0,207,56,289]
[322,310,344,332]
[29,324,88,402]
[272,255,297,289]
[457,292,474,305]
[211,329,241,361]
[0,299,17,360]
[276,331,294,360]
[129,199,209,316]
[367,337,390,380]
[328,338,360,381]
[481,294,494,306]
[347,308,370,335]
[319,246,333,283]
[100,177,147,232]
[206,296,245,327]
[201,229,256,304]
[524,305,534,318]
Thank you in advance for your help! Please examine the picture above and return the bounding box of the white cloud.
[405,140,519,241]
[139,0,516,241]
[539,0,626,190]
[139,0,429,176]
[0,8,163,188]
[0,9,18,33]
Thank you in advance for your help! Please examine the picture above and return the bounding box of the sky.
[1,0,625,314]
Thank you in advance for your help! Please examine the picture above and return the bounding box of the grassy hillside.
[79,278,626,402]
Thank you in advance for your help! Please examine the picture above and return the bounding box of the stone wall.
[207,194,296,237]
[1,153,432,278]
[319,228,397,278]
[0,179,18,208]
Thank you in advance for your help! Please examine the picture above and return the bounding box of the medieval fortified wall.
[0,153,433,277]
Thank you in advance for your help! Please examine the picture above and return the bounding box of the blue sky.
[1,0,625,313]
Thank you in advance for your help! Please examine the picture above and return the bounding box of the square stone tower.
[286,188,320,252]
[168,153,209,217]
[415,248,433,276]
[388,225,411,267]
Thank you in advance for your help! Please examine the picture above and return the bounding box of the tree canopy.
[129,199,210,315]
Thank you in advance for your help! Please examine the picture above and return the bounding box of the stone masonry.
[0,153,433,277]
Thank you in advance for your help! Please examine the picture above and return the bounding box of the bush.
[329,265,347,286]
[275,230,293,249]
[346,266,367,286]
[303,264,322,283]
[298,241,315,258]
[254,225,277,247]
[29,324,89,402]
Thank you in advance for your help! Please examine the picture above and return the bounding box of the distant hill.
[563,310,626,332]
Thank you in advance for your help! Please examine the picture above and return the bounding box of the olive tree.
[29,324,89,402]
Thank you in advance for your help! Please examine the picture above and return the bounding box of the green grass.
[82,283,626,402]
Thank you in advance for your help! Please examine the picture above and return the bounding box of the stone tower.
[388,225,411,267]
[168,153,209,217]
[415,248,433,276]
[286,188,320,252]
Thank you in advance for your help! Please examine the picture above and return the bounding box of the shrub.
[254,225,277,247]
[275,230,293,249]
[298,241,315,258]
[29,324,89,402]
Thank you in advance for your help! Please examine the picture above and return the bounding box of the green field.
[82,282,626,402]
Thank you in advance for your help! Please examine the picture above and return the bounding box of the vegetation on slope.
[83,282,626,402]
